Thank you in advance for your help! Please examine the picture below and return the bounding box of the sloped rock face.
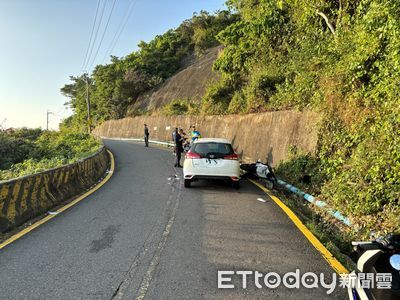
[128,47,221,114]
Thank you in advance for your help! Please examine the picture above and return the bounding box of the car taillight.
[224,153,238,160]
[186,151,201,159]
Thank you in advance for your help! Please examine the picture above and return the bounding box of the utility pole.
[46,111,53,130]
[84,73,91,133]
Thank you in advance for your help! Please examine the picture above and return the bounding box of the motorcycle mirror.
[390,254,400,271]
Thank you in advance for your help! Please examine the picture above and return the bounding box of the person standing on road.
[179,128,187,141]
[174,128,183,168]
[144,124,149,147]
[172,127,178,142]
[190,125,201,142]
[172,127,178,155]
[180,128,190,152]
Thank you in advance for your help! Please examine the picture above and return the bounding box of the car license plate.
[193,159,220,167]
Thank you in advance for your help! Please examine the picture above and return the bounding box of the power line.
[88,0,118,71]
[52,106,69,118]
[103,0,138,63]
[109,0,138,57]
[83,0,107,71]
[81,0,101,71]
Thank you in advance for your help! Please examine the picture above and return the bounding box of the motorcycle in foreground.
[348,233,400,299]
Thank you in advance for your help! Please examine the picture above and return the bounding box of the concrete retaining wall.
[93,111,320,165]
[0,147,110,233]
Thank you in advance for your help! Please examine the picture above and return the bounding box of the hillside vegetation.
[128,46,221,114]
[0,129,101,181]
[62,1,399,234]
[206,0,399,234]
[61,11,237,131]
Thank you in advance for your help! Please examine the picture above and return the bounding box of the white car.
[183,138,240,189]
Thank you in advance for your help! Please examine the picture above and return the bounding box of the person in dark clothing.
[174,128,183,167]
[144,124,149,147]
[172,127,178,142]
[171,127,178,155]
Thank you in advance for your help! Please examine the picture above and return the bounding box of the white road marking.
[257,198,267,203]
[111,176,181,300]
[135,178,182,300]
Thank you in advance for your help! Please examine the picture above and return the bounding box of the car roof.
[194,138,231,144]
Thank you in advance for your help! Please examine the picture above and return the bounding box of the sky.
[0,0,226,130]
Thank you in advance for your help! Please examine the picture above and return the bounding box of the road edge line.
[249,179,349,275]
[0,149,115,250]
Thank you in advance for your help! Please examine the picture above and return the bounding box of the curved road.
[0,140,346,299]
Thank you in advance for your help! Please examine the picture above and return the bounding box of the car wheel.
[232,181,240,189]
[184,179,191,188]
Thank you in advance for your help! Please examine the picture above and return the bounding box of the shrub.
[201,78,234,114]
[0,130,101,181]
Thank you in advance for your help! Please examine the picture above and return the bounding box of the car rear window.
[191,142,234,157]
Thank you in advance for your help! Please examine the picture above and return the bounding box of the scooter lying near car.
[348,233,400,300]
[240,160,277,188]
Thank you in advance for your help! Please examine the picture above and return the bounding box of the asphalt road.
[0,140,346,299]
